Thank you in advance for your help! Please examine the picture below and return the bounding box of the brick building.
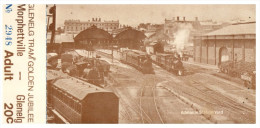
[193,22,256,66]
[64,18,119,34]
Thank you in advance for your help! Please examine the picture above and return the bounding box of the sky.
[52,4,255,28]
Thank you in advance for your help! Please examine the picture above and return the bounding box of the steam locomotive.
[47,50,110,87]
[120,50,154,74]
[155,53,184,76]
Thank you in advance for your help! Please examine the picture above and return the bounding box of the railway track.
[182,74,255,112]
[98,50,255,123]
[166,74,255,123]
[139,75,164,124]
[151,65,217,123]
[151,63,255,123]
[97,50,164,123]
[108,69,164,123]
[107,68,156,123]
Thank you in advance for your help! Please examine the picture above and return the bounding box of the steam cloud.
[172,23,193,53]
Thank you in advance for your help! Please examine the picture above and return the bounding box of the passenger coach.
[48,72,119,124]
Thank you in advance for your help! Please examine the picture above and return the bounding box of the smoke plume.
[172,23,193,53]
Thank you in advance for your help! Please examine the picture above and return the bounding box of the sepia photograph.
[46,4,256,124]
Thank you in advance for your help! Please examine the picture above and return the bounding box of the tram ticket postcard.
[1,3,257,125]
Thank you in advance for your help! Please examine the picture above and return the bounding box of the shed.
[193,22,255,65]
[74,25,113,50]
[115,27,146,49]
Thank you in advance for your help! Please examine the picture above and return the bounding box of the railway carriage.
[47,73,119,124]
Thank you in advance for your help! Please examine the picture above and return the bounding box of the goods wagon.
[219,60,255,89]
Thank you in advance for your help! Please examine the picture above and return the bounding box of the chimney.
[195,17,198,21]
[177,16,179,21]
[183,17,185,21]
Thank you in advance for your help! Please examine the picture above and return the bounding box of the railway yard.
[97,50,256,124]
[47,49,255,124]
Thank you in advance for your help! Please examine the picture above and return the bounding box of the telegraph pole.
[49,5,56,44]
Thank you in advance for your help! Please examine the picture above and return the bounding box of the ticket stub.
[2,4,46,123]
[1,3,258,125]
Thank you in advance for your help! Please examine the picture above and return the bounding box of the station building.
[193,22,256,66]
[64,18,119,34]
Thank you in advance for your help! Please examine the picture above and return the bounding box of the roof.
[75,49,88,57]
[74,25,112,41]
[199,21,222,26]
[52,77,112,100]
[47,70,68,82]
[156,53,173,57]
[64,50,81,57]
[148,31,169,41]
[205,22,255,36]
[47,53,58,60]
[47,33,75,44]
[115,27,146,41]
[148,42,157,46]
